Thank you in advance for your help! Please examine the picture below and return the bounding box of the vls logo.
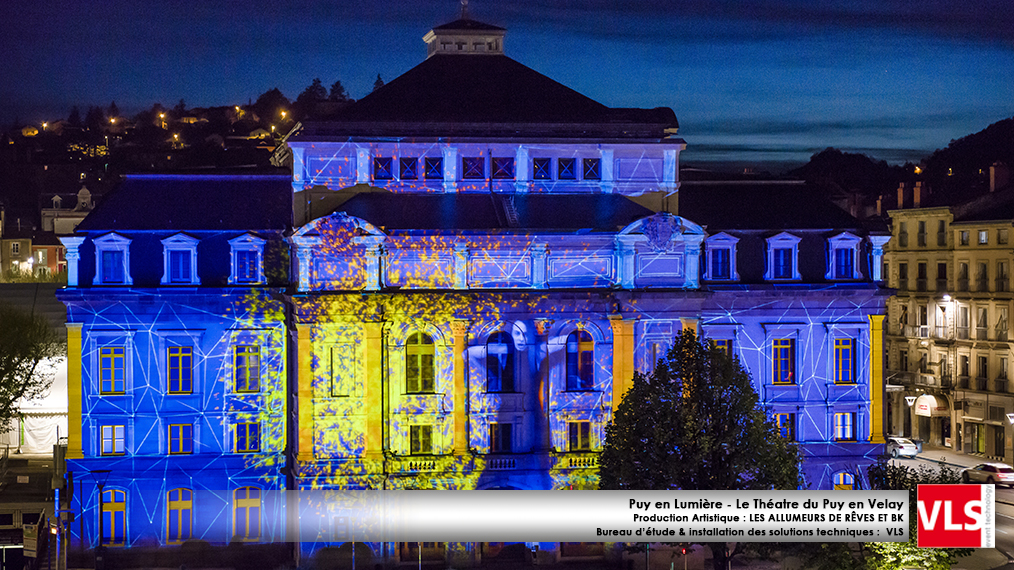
[917,484,994,548]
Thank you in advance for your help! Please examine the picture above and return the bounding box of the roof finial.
[461,0,470,19]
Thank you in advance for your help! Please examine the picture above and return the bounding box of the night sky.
[4,0,1013,170]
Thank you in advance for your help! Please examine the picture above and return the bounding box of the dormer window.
[228,234,266,285]
[161,233,199,285]
[704,232,740,281]
[764,232,802,281]
[826,232,862,280]
[94,233,132,285]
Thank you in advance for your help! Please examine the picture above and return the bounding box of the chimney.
[897,182,907,209]
[991,162,1010,193]
[914,181,924,208]
[876,195,883,216]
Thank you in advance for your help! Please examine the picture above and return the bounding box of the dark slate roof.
[679,182,868,231]
[432,18,505,31]
[952,184,1014,222]
[297,54,678,140]
[76,174,292,232]
[335,193,654,232]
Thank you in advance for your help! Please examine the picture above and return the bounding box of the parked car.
[886,437,919,458]
[961,462,1014,487]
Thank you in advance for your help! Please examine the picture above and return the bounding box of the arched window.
[233,487,261,541]
[486,331,514,392]
[566,331,594,391]
[167,488,192,544]
[102,489,126,546]
[833,472,854,491]
[406,333,435,393]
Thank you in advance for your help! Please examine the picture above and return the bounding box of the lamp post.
[91,470,111,570]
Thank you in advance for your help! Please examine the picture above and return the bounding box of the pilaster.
[451,319,470,454]
[296,323,314,462]
[66,323,83,460]
[364,321,385,457]
[869,314,886,444]
[609,315,635,411]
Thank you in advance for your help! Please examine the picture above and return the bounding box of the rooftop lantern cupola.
[423,0,506,58]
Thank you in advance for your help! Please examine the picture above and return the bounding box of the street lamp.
[90,470,111,570]
[42,122,48,131]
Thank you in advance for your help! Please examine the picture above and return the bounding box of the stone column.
[451,320,471,454]
[59,236,85,287]
[364,321,385,458]
[296,323,314,462]
[609,315,635,412]
[535,319,554,452]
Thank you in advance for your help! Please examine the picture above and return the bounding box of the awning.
[915,394,949,417]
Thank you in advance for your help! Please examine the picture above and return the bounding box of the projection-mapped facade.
[58,12,891,567]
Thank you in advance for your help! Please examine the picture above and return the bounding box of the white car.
[886,437,919,458]
[961,463,1014,487]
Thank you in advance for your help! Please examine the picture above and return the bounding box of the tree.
[328,79,349,102]
[84,106,105,131]
[107,101,119,119]
[0,304,63,434]
[600,328,800,570]
[67,106,81,128]
[251,88,290,123]
[294,78,327,118]
[372,73,385,92]
[173,98,187,117]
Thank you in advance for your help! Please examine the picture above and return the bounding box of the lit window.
[160,233,199,285]
[775,413,795,441]
[406,332,435,393]
[532,158,551,180]
[168,424,193,454]
[101,425,125,455]
[167,346,193,394]
[979,230,989,245]
[100,347,126,394]
[235,422,260,453]
[835,339,855,384]
[94,233,132,285]
[373,157,393,179]
[558,158,576,180]
[233,487,260,541]
[489,422,513,453]
[462,157,484,179]
[765,232,801,281]
[486,331,514,392]
[424,157,442,179]
[228,234,266,285]
[102,489,126,546]
[712,339,733,359]
[834,412,855,441]
[492,157,514,179]
[582,158,601,180]
[566,331,594,390]
[399,543,446,562]
[410,425,432,454]
[399,157,417,179]
[772,339,795,384]
[234,346,260,393]
[833,472,854,490]
[10,242,19,256]
[568,421,591,451]
[167,488,192,544]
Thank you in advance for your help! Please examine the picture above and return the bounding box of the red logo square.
[917,484,993,548]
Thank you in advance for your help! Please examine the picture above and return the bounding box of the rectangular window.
[489,422,513,453]
[167,346,193,394]
[833,412,856,441]
[101,425,125,455]
[711,248,730,279]
[462,157,484,179]
[169,424,193,454]
[773,248,793,279]
[558,158,576,180]
[100,347,126,394]
[834,338,855,384]
[532,158,551,180]
[11,242,20,255]
[772,339,795,384]
[568,421,591,451]
[424,157,443,179]
[834,248,854,279]
[236,250,258,283]
[234,346,260,392]
[399,157,417,179]
[712,339,733,359]
[960,230,969,246]
[775,413,795,441]
[169,250,191,283]
[167,488,193,544]
[492,157,514,179]
[410,425,432,455]
[373,157,393,179]
[1000,229,1010,245]
[582,158,601,180]
[235,422,260,453]
[979,230,989,245]
[101,250,125,283]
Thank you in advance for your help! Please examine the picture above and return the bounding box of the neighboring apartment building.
[885,170,1014,462]
[55,11,891,568]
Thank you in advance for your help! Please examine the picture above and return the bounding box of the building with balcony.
[884,170,1014,461]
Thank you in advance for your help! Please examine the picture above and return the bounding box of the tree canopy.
[599,328,800,569]
[0,303,63,433]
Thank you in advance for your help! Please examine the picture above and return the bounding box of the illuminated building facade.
[57,12,890,568]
